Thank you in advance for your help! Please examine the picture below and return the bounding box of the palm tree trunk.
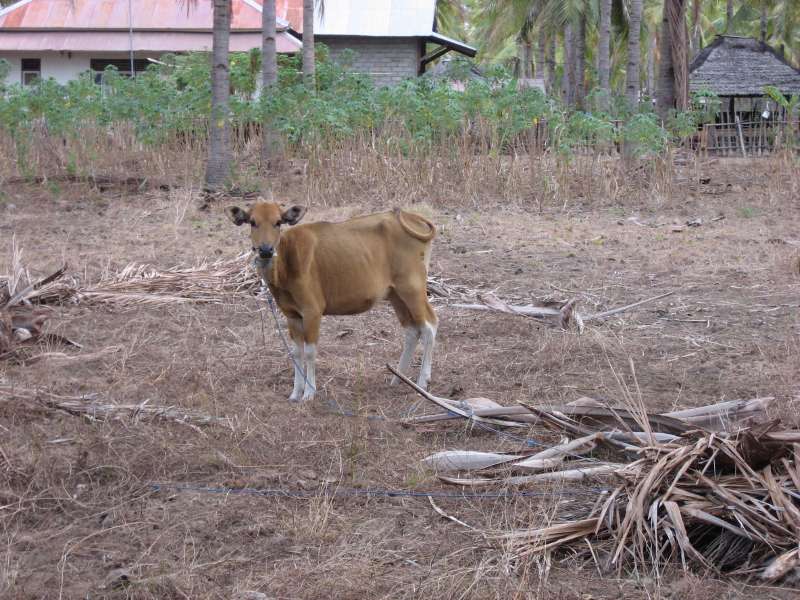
[575,14,586,109]
[515,37,528,78]
[760,1,768,43]
[260,0,282,168]
[691,0,702,56]
[656,6,674,120]
[205,0,232,190]
[546,32,556,95]
[535,32,546,80]
[726,0,734,34]
[625,0,643,111]
[562,23,574,106]
[303,0,315,88]
[657,0,689,119]
[647,33,656,99]
[598,0,612,99]
[525,40,534,78]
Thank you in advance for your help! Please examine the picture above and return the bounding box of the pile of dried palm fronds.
[497,424,800,581]
[1,239,78,360]
[390,367,800,581]
[26,254,258,309]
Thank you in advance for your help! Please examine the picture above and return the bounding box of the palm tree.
[562,22,575,104]
[574,13,587,108]
[625,0,643,111]
[726,0,734,33]
[690,0,702,56]
[656,0,688,119]
[303,0,315,87]
[261,0,282,167]
[205,0,233,190]
[598,0,612,105]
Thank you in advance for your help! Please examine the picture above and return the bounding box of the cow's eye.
[274,221,282,228]
[249,219,256,227]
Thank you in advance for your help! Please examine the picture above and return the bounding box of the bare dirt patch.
[1,158,799,599]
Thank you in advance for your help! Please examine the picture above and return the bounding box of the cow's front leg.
[301,313,321,402]
[287,317,306,402]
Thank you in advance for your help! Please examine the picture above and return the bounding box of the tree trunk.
[562,23,574,106]
[647,33,656,99]
[598,0,612,101]
[516,37,531,79]
[657,0,689,119]
[574,14,586,109]
[525,41,534,78]
[303,0,315,88]
[624,0,643,111]
[260,0,282,168]
[656,7,674,120]
[726,0,734,34]
[545,32,556,95]
[760,1,767,43]
[205,0,232,190]
[535,32,545,80]
[690,0,702,57]
[623,0,643,160]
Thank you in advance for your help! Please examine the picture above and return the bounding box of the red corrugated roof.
[0,0,282,31]
[0,31,302,53]
[275,0,303,32]
[0,0,302,53]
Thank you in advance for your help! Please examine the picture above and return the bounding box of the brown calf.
[226,201,438,402]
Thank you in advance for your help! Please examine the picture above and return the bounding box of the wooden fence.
[692,117,798,157]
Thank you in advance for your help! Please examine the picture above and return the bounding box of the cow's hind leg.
[287,317,306,402]
[390,286,437,390]
[388,290,420,385]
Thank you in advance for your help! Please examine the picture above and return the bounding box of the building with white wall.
[277,0,476,87]
[0,0,301,87]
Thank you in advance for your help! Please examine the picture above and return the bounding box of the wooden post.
[735,115,747,157]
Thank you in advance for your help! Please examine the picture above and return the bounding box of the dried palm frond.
[29,254,258,309]
[399,366,800,581]
[1,386,230,430]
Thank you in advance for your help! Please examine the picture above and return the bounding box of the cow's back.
[284,211,431,316]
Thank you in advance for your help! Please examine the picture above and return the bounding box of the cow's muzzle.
[257,244,275,260]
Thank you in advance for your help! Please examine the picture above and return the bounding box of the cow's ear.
[280,205,307,226]
[226,206,250,226]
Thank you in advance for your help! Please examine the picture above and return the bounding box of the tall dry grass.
[2,123,800,218]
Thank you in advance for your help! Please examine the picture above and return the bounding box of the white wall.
[1,51,158,86]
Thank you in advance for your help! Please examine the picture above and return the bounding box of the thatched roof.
[689,35,800,97]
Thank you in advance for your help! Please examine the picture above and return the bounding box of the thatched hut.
[689,35,800,154]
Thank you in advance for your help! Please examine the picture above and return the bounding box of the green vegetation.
[0,50,708,178]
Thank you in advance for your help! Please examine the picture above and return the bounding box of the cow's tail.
[395,208,436,243]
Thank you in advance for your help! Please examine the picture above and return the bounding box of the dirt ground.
[1,158,799,599]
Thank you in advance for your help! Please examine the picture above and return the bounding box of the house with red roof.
[0,0,475,89]
[0,0,300,86]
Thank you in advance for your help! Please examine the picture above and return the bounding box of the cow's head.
[226,201,307,266]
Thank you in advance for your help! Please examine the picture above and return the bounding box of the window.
[90,58,149,83]
[21,58,41,85]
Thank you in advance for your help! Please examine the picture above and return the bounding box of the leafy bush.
[620,113,668,157]
[0,48,672,164]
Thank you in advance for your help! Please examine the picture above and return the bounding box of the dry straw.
[396,368,800,582]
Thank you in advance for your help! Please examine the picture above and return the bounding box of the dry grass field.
[1,156,799,599]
